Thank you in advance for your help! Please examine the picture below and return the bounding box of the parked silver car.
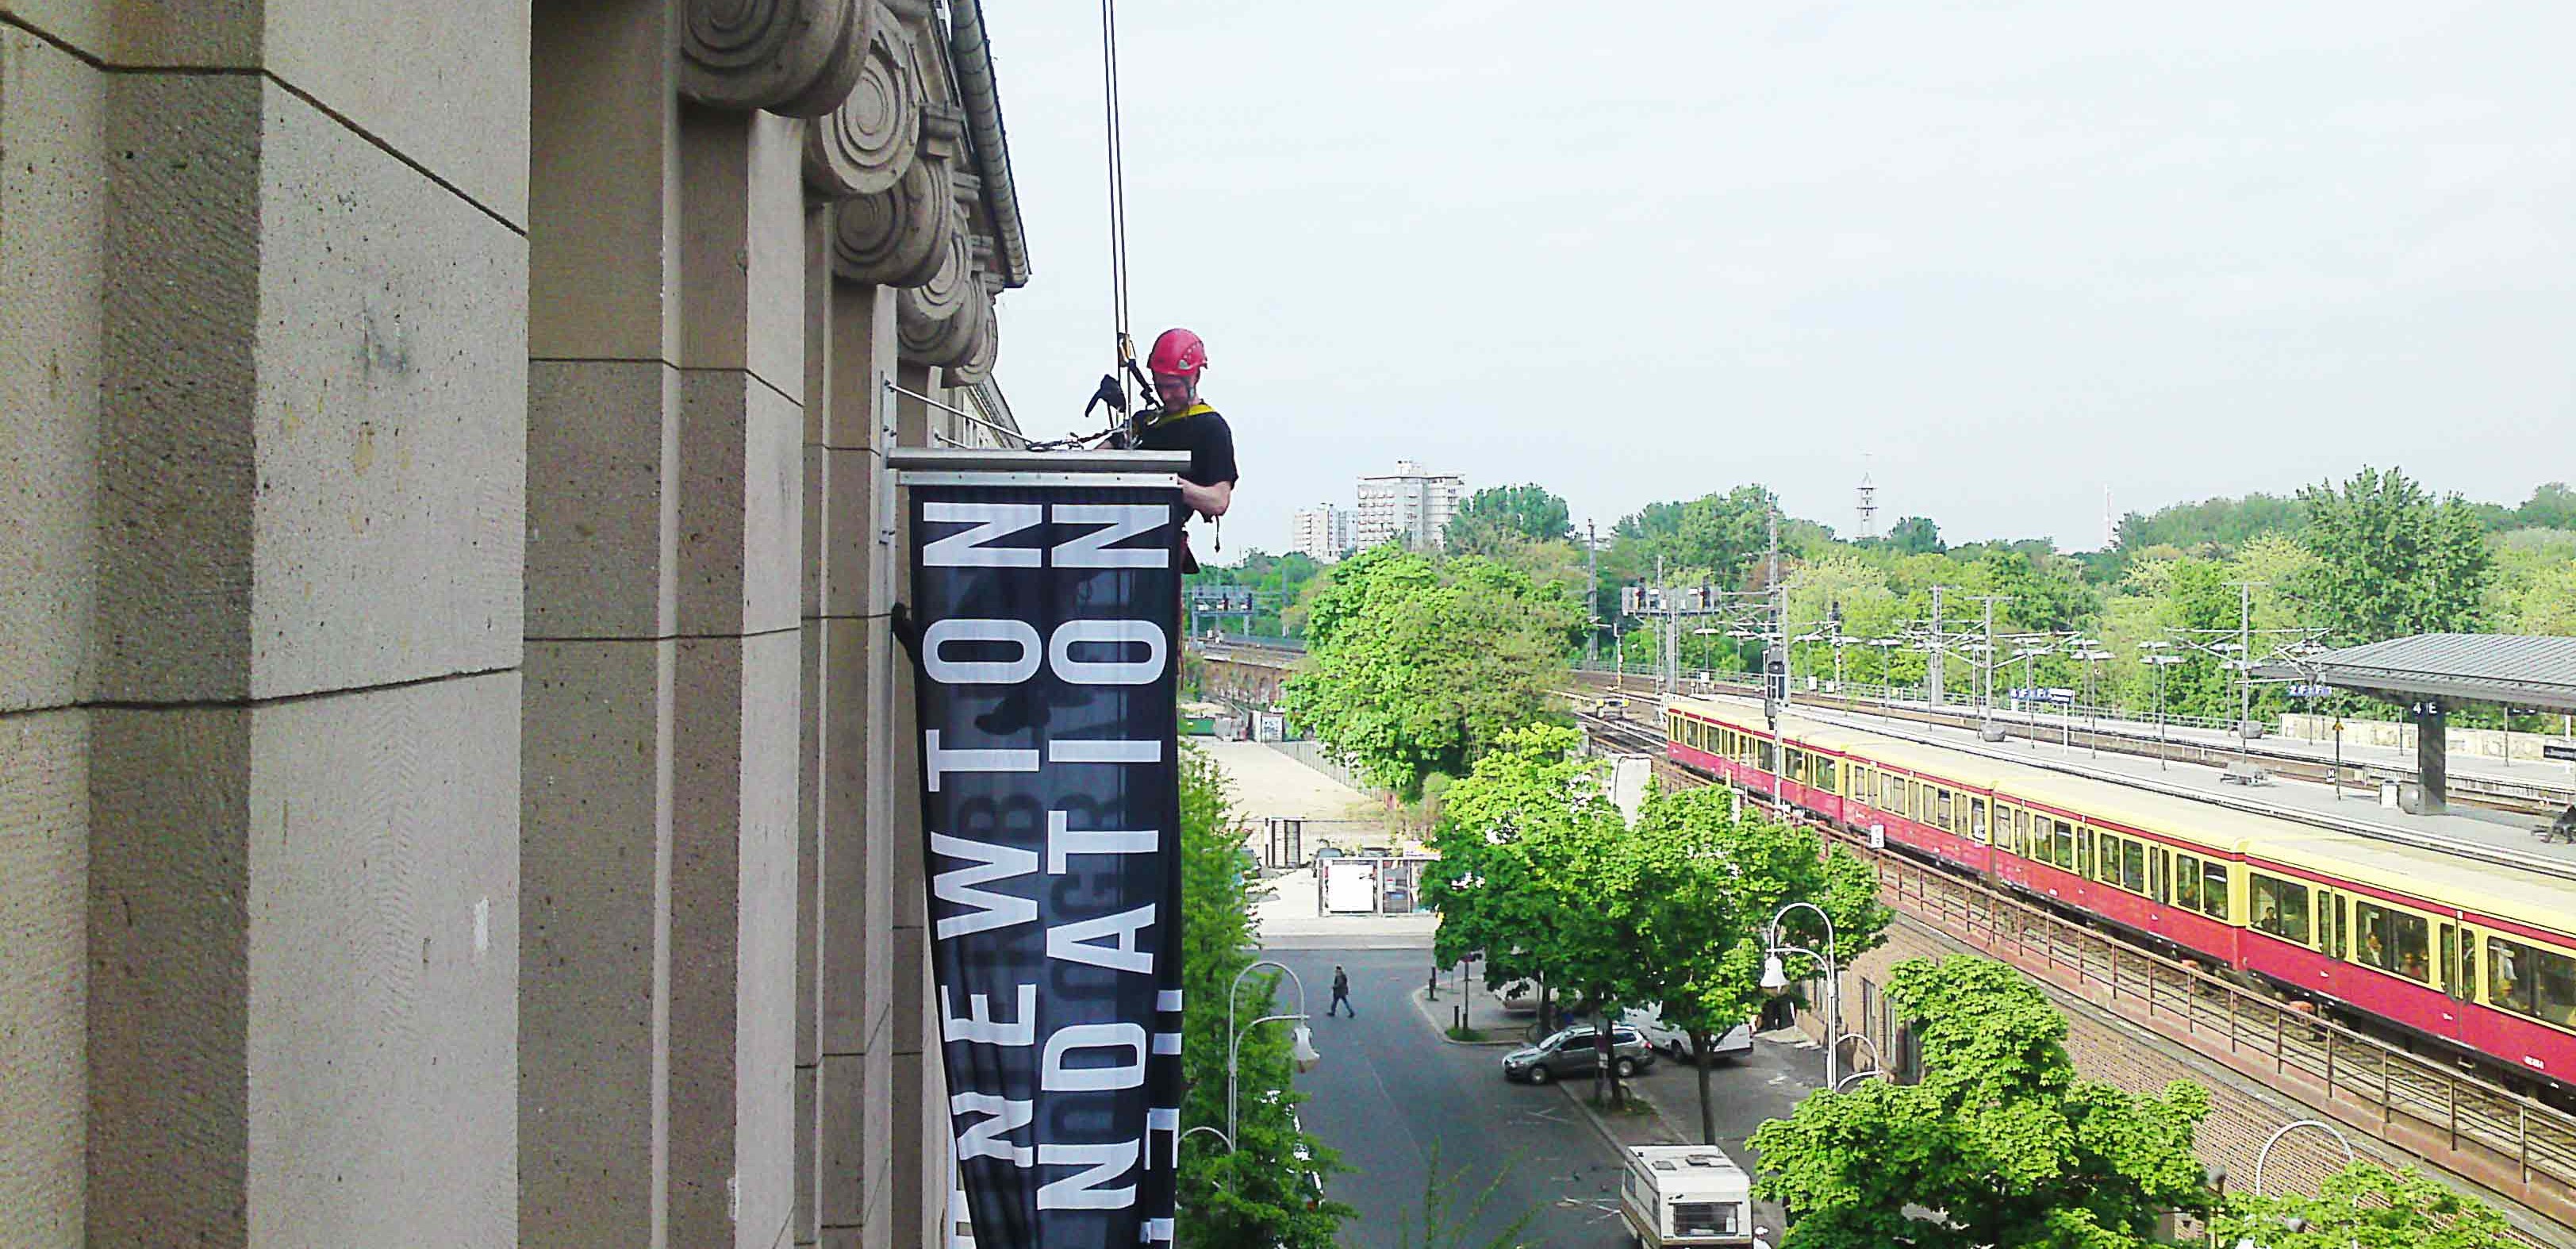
[1501,1024,1653,1084]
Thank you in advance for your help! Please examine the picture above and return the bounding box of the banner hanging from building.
[907,470,1184,1249]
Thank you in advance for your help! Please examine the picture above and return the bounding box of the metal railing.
[1626,744,2576,1232]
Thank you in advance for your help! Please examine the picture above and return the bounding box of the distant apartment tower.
[1292,504,1354,563]
[1354,459,1466,551]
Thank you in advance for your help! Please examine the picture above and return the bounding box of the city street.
[1265,948,1825,1247]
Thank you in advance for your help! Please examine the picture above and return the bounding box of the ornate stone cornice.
[800,2,924,198]
[681,0,870,118]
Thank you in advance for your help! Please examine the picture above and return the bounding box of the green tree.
[2515,481,2576,530]
[2113,492,2304,555]
[2297,466,2493,644]
[1749,955,2210,1249]
[1281,548,1579,797]
[1445,484,1575,554]
[1610,485,1782,588]
[1620,785,1887,1144]
[1174,747,1353,1248]
[1887,515,1944,556]
[1422,724,1625,1032]
[2211,1162,2517,1249]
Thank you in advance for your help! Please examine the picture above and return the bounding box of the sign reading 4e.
[923,502,1169,571]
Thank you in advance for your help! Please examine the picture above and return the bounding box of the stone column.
[666,95,808,1249]
[72,0,531,1243]
[812,277,904,1249]
[0,17,106,1242]
[521,2,685,1244]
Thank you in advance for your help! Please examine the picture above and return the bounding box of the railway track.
[1572,706,2576,1239]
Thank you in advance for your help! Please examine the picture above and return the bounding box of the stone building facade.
[1,1,1021,1245]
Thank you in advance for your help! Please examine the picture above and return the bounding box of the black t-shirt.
[1131,405,1237,571]
[1132,405,1238,488]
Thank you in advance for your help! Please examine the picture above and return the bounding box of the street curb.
[1407,986,1524,1047]
[1554,1076,1687,1156]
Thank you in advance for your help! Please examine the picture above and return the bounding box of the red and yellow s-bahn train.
[1663,693,2576,1091]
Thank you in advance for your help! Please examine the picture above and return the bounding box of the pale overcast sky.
[981,2,2575,557]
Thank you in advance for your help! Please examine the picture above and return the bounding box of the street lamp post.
[2142,643,2181,771]
[1226,961,1322,1154]
[2251,1119,2355,1196]
[1760,901,1842,1092]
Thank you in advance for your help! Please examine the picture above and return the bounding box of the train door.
[2316,889,2349,975]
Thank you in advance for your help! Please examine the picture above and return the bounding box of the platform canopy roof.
[2259,632,2576,713]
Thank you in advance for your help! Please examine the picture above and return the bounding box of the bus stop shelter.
[2259,633,2576,813]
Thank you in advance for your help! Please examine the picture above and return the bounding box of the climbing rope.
[1099,0,1139,409]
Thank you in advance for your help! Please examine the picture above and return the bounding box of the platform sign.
[2288,683,2332,698]
[908,471,1185,1249]
[2545,742,2576,763]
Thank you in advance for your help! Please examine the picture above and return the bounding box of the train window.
[1818,758,1837,794]
[2249,874,2310,944]
[2524,937,2566,1024]
[2149,848,2167,904]
[2175,855,2202,910]
[2201,863,2229,920]
[2121,840,2146,894]
[2052,820,2074,870]
[1971,797,1987,844]
[2490,938,2536,1016]
[1937,790,1953,832]
[2321,891,2348,959]
[1758,739,1777,774]
[2351,902,2429,982]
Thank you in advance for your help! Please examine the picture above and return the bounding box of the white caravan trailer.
[1617,1145,1759,1247]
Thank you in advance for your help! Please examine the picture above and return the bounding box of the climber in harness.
[1088,327,1235,571]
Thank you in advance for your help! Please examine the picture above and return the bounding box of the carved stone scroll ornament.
[894,210,977,359]
[681,0,869,118]
[947,285,999,383]
[829,104,964,286]
[801,1,924,198]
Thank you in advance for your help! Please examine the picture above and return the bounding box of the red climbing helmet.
[1146,327,1209,378]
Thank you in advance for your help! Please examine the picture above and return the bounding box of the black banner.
[908,475,1184,1249]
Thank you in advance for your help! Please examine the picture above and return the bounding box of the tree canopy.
[1445,483,1575,555]
[2297,465,2494,644]
[1281,547,1579,797]
[2211,1162,2518,1249]
[1618,784,1887,1143]
[1749,955,2209,1249]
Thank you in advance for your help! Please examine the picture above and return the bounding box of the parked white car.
[1620,1004,1754,1064]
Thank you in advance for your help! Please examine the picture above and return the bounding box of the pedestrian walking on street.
[1327,965,1355,1017]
